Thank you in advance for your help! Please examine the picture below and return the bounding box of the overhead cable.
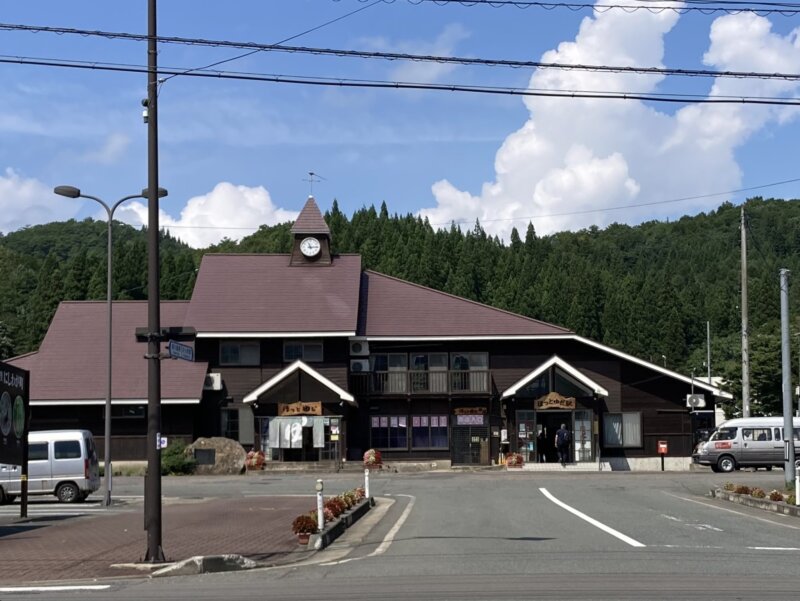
[2,23,800,82]
[2,54,800,105]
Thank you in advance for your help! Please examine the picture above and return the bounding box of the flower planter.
[297,532,311,545]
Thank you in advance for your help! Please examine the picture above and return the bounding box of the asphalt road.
[3,470,798,600]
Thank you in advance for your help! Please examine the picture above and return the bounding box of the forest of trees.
[1,196,799,417]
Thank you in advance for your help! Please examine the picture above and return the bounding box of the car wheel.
[710,465,720,473]
[0,487,6,505]
[56,482,80,503]
[795,459,800,471]
[717,456,736,473]
[765,466,773,471]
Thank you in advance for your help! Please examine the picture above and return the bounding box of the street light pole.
[54,185,166,507]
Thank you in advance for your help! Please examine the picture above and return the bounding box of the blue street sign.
[168,340,194,362]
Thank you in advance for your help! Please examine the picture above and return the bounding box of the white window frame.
[603,412,642,448]
[220,341,261,366]
[283,340,324,363]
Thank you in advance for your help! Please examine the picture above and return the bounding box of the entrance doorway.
[537,411,572,464]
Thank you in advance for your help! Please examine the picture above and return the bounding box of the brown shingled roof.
[290,196,330,235]
[8,301,208,402]
[185,254,362,333]
[358,270,572,337]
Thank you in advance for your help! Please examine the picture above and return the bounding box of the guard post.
[316,479,324,533]
[657,440,668,471]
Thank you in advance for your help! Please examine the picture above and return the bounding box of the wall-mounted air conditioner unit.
[686,394,706,409]
[349,339,370,356]
[204,373,223,391]
[350,359,371,373]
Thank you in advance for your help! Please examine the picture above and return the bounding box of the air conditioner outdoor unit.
[349,339,370,356]
[686,394,706,409]
[203,373,223,391]
[350,359,371,373]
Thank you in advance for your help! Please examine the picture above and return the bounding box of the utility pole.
[780,269,796,485]
[144,0,165,563]
[741,206,751,418]
[706,320,712,384]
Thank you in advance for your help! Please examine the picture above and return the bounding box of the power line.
[338,0,800,16]
[3,54,800,105]
[162,0,383,83]
[4,22,800,82]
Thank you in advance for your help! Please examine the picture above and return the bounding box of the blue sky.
[1,1,799,247]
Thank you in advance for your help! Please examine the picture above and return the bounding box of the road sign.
[168,340,194,362]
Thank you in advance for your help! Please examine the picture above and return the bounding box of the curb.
[151,554,259,577]
[308,497,373,550]
[711,489,800,517]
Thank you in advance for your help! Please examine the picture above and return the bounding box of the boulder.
[186,437,247,475]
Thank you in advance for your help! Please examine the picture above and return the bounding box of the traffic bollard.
[316,479,324,532]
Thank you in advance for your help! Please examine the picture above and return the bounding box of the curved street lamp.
[54,185,167,507]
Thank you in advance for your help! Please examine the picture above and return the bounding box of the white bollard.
[316,479,324,533]
[364,468,370,500]
[795,474,799,506]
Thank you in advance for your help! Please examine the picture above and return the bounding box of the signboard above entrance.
[454,407,487,415]
[535,394,576,410]
[278,401,322,416]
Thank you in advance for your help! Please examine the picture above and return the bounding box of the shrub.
[787,494,797,506]
[354,487,366,500]
[722,482,735,492]
[246,450,266,470]
[161,441,196,475]
[750,487,766,499]
[733,484,751,495]
[769,489,784,502]
[292,513,318,535]
[324,497,346,518]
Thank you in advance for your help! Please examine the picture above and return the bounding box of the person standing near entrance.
[555,423,571,467]
[536,430,546,463]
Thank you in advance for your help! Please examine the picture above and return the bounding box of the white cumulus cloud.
[0,168,77,234]
[117,182,299,248]
[419,8,800,238]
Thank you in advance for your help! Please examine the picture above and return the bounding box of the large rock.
[186,437,247,475]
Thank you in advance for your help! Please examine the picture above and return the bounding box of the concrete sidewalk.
[0,496,317,585]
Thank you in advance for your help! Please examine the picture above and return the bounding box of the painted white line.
[539,487,645,548]
[748,546,800,551]
[662,492,800,531]
[0,585,111,593]
[371,494,415,556]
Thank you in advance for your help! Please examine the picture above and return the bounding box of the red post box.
[657,440,668,455]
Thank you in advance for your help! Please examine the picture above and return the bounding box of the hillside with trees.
[1,197,798,416]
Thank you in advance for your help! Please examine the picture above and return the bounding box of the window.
[220,341,260,366]
[603,412,642,448]
[411,415,449,449]
[29,443,48,461]
[371,354,408,393]
[743,428,771,441]
[283,340,323,362]
[221,408,239,440]
[370,415,408,449]
[54,440,81,459]
[450,352,489,392]
[110,405,145,419]
[410,353,448,392]
[710,427,737,441]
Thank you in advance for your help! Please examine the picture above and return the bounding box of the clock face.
[0,391,11,437]
[300,237,321,258]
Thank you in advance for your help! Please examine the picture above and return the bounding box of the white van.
[0,430,101,503]
[693,417,800,473]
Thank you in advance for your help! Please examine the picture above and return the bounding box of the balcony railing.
[350,370,490,395]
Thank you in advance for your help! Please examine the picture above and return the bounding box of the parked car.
[692,417,800,473]
[0,430,100,503]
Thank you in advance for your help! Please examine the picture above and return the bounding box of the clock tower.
[289,196,332,266]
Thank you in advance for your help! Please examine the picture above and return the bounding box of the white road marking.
[539,487,646,548]
[660,514,723,531]
[0,585,111,593]
[662,492,800,531]
[319,494,415,566]
[748,546,800,551]
[656,544,800,552]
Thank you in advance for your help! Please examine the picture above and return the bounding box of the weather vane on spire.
[303,171,327,196]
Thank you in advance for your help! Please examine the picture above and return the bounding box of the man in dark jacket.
[555,424,571,466]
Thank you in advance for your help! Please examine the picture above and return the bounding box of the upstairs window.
[220,341,261,366]
[283,340,323,362]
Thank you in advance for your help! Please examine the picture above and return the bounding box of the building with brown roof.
[11,197,730,470]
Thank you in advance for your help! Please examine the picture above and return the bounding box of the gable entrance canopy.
[243,360,356,406]
[500,355,609,399]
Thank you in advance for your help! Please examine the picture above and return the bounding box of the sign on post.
[0,361,29,466]
[168,340,194,362]
[657,441,668,455]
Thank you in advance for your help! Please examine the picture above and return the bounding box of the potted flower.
[246,450,266,470]
[291,513,318,544]
[506,452,524,468]
[363,448,382,467]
